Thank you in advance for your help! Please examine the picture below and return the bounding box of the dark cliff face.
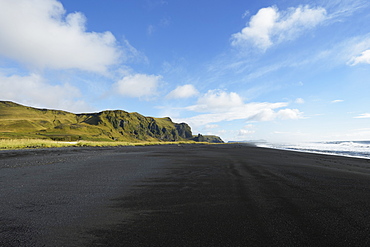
[192,134,224,143]
[175,123,193,139]
[93,111,192,141]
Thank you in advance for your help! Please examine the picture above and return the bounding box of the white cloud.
[115,73,162,98]
[295,98,305,104]
[277,108,303,120]
[0,0,120,73]
[331,99,344,103]
[231,5,327,50]
[238,129,255,136]
[238,124,255,137]
[249,107,277,121]
[175,90,304,127]
[348,49,370,65]
[232,6,278,50]
[326,0,369,20]
[354,113,370,119]
[187,90,244,112]
[0,73,91,112]
[121,39,148,64]
[166,84,199,99]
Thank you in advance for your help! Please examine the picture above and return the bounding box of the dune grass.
[0,139,205,150]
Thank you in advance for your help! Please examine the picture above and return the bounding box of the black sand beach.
[1,144,370,246]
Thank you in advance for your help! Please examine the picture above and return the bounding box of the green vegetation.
[0,139,207,150]
[0,101,224,148]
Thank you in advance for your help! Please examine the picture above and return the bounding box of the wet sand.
[1,144,370,246]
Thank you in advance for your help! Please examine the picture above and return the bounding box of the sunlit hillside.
[0,101,223,143]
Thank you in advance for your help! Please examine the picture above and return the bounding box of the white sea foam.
[258,141,370,159]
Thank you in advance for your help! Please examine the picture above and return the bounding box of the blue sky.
[1,0,370,142]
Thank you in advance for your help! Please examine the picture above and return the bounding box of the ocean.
[257,141,370,159]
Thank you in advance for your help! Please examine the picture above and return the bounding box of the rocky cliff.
[192,134,224,143]
[0,101,223,143]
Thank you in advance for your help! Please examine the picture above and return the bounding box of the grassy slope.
[0,101,190,142]
[0,139,204,150]
[0,101,77,139]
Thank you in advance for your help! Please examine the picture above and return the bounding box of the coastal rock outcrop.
[192,134,224,143]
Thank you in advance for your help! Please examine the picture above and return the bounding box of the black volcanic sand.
[1,144,370,246]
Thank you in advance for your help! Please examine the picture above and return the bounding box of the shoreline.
[3,141,370,161]
[256,141,370,160]
[259,145,370,160]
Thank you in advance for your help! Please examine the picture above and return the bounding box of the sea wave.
[258,141,370,159]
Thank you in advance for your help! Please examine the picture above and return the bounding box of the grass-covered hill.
[0,101,223,143]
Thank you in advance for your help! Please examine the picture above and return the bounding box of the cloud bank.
[349,49,370,65]
[231,5,327,50]
[295,98,305,104]
[188,90,244,112]
[166,84,199,99]
[0,73,90,112]
[176,90,303,127]
[0,0,120,73]
[354,113,370,119]
[115,73,162,98]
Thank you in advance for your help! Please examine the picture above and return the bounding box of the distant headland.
[0,101,223,143]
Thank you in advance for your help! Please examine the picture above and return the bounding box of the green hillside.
[0,101,223,143]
